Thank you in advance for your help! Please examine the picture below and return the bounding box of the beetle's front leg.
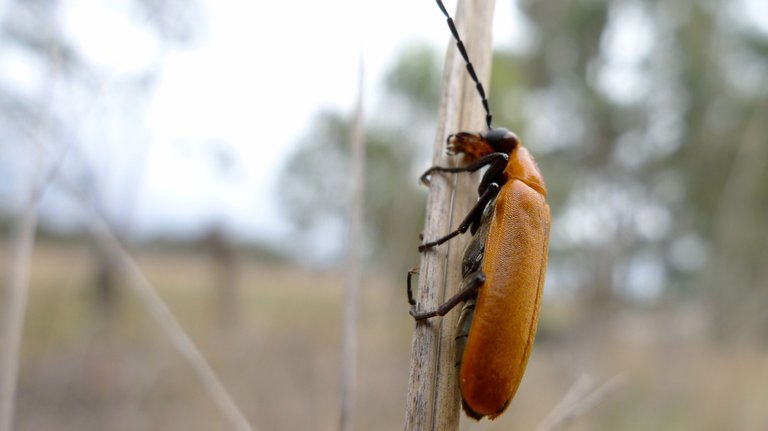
[419,153,508,185]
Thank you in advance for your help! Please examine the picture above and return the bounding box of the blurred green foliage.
[279,44,441,276]
[280,0,768,337]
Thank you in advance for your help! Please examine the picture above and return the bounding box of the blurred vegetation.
[509,0,768,334]
[0,0,203,314]
[280,0,768,339]
[2,0,768,429]
[279,43,442,276]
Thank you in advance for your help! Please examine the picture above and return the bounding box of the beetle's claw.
[445,133,455,147]
[418,239,438,252]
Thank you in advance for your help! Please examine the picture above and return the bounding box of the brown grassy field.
[6,241,768,430]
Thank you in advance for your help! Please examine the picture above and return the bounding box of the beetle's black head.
[484,128,519,154]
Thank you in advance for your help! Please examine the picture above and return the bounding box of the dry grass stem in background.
[1,16,169,427]
[403,1,495,430]
[88,214,256,431]
[340,59,365,431]
[0,181,40,431]
[535,374,625,431]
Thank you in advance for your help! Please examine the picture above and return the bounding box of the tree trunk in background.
[203,228,239,328]
[91,236,121,317]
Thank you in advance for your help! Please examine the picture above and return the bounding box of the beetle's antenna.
[435,0,493,129]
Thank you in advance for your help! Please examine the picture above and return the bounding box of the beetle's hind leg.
[454,297,476,368]
[410,271,485,321]
[406,267,419,306]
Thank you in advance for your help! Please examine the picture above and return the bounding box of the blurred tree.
[496,0,631,323]
[495,0,768,335]
[200,226,240,328]
[0,0,202,316]
[279,44,441,277]
[279,112,425,277]
[663,1,768,336]
[280,0,768,340]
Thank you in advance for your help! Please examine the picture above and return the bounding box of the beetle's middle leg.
[410,271,485,321]
[418,183,499,251]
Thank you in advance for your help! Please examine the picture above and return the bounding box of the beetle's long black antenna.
[435,0,493,129]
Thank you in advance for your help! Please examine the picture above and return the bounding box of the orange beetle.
[410,129,550,419]
[407,0,551,420]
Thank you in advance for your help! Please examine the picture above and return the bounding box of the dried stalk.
[403,1,495,430]
[340,59,365,431]
[535,374,625,431]
[87,214,255,431]
[0,180,39,431]
[0,59,53,431]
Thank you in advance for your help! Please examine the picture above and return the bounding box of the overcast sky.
[46,0,528,245]
[10,0,766,248]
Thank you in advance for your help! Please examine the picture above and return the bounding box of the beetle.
[407,0,551,420]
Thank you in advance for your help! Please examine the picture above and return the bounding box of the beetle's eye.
[485,128,519,154]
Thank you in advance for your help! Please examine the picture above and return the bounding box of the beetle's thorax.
[505,146,547,196]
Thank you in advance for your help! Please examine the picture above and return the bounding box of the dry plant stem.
[404,1,495,430]
[340,60,365,431]
[0,8,217,429]
[0,33,60,430]
[12,99,255,430]
[535,374,625,431]
[0,186,39,431]
[89,216,255,431]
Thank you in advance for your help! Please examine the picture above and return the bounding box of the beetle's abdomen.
[459,180,550,419]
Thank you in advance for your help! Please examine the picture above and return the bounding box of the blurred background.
[1,0,768,430]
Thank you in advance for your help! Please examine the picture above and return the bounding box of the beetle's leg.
[410,271,485,321]
[406,267,419,306]
[477,152,509,196]
[418,183,499,251]
[420,152,508,185]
